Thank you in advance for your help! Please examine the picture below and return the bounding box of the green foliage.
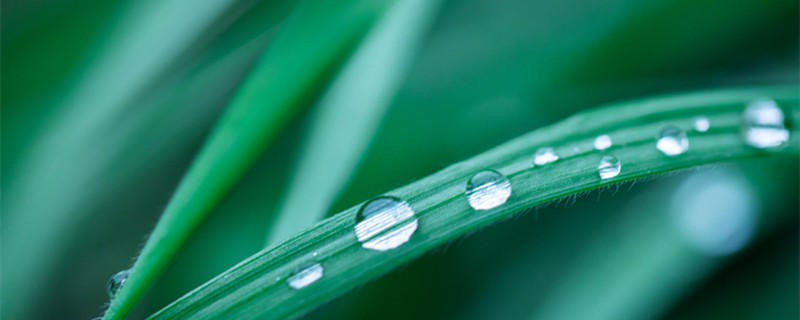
[265,0,444,246]
[2,0,797,319]
[149,87,798,319]
[101,0,397,318]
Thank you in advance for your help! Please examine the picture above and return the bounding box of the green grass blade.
[2,0,242,318]
[265,0,444,246]
[102,1,397,318]
[148,86,799,319]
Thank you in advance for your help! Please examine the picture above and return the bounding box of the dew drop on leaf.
[594,134,612,150]
[694,116,710,132]
[107,269,130,299]
[465,170,512,210]
[533,147,560,166]
[597,155,621,179]
[287,262,324,289]
[657,125,689,156]
[354,196,418,251]
[742,98,789,149]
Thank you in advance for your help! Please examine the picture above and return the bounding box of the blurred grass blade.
[527,152,800,320]
[102,0,399,318]
[265,0,444,246]
[149,86,799,319]
[3,0,242,318]
[526,167,776,320]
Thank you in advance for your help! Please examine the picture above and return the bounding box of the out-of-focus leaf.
[102,0,399,318]
[526,166,790,320]
[265,0,445,246]
[3,0,249,318]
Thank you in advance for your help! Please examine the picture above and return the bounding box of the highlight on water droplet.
[593,135,612,150]
[107,269,130,299]
[656,125,689,156]
[694,116,710,132]
[354,196,418,251]
[287,261,324,289]
[597,155,621,179]
[465,169,512,210]
[533,147,560,166]
[742,98,789,149]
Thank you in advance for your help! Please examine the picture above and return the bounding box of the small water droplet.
[594,135,612,150]
[354,196,418,251]
[694,116,710,132]
[742,98,789,149]
[287,262,323,289]
[533,147,560,166]
[107,269,130,299]
[275,276,281,281]
[657,126,689,156]
[312,252,318,257]
[597,155,621,179]
[465,170,512,210]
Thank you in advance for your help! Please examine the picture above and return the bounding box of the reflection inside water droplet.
[694,116,710,132]
[354,196,418,251]
[287,261,323,289]
[742,98,789,149]
[594,135,612,150]
[657,126,689,156]
[533,147,559,166]
[465,170,512,210]
[107,269,130,299]
[597,155,621,179]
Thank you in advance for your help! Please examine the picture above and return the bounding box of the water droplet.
[354,196,418,251]
[594,135,612,150]
[312,252,318,257]
[656,126,689,156]
[287,262,323,289]
[465,170,512,210]
[742,98,789,149]
[694,116,710,132]
[597,155,621,179]
[533,147,559,166]
[107,269,130,299]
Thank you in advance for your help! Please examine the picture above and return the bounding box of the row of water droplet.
[107,98,790,296]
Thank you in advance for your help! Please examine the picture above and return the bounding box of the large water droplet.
[107,269,130,299]
[694,116,710,132]
[656,126,689,156]
[597,155,621,179]
[465,170,512,210]
[287,261,324,289]
[594,135,612,150]
[742,98,789,149]
[354,196,418,251]
[533,147,559,166]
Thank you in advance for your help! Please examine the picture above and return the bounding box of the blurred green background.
[2,0,798,319]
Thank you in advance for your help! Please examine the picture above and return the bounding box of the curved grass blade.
[149,86,799,319]
[102,1,398,318]
[265,0,444,246]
